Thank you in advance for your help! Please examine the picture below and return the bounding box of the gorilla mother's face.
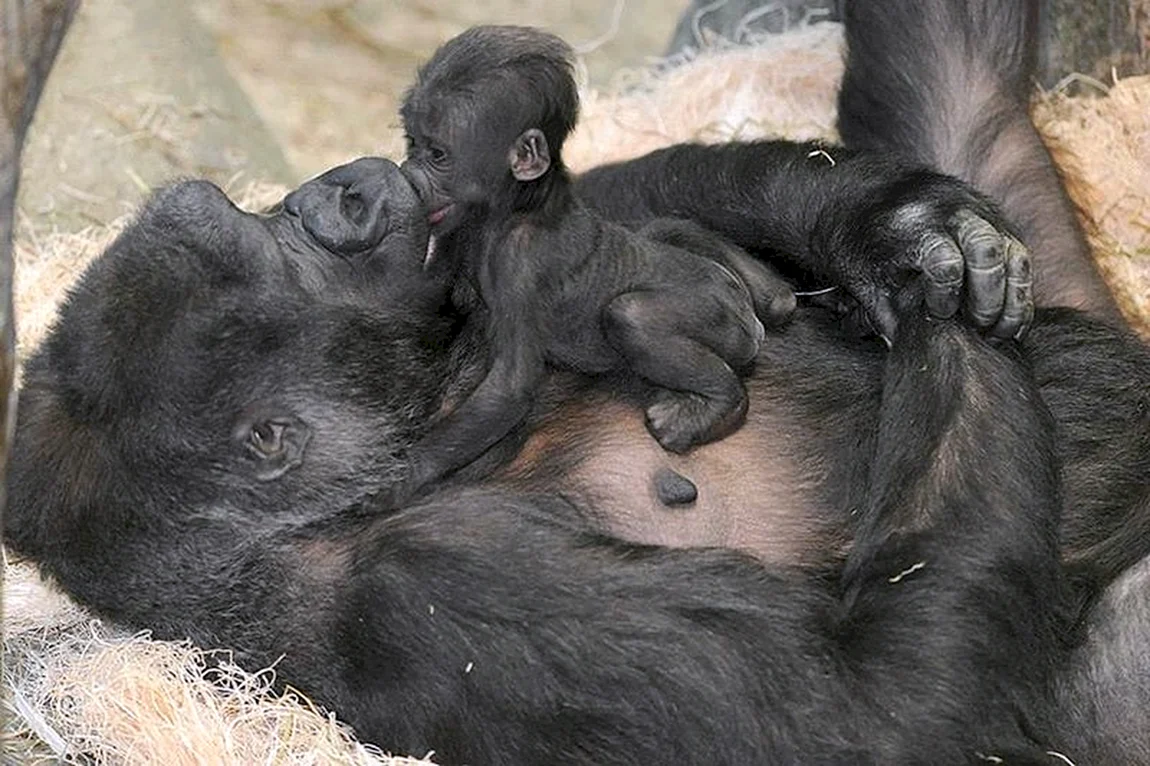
[7,159,461,560]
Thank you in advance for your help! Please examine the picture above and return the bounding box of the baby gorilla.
[397,25,794,499]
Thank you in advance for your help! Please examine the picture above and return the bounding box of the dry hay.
[1033,75,1150,334]
[5,565,422,766]
[566,23,844,170]
[5,34,1150,766]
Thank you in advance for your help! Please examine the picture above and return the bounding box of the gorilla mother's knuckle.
[886,200,936,237]
[920,234,964,286]
[948,209,1006,266]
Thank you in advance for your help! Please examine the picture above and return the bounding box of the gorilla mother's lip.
[428,204,454,226]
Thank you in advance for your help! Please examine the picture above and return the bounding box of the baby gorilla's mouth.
[423,204,454,268]
[428,204,454,226]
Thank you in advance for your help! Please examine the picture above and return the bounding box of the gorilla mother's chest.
[499,392,847,569]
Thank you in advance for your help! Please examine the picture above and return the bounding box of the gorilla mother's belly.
[499,394,845,568]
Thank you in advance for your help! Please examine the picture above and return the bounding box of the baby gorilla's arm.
[399,327,545,504]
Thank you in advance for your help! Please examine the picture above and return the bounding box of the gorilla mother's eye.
[250,421,287,456]
[233,407,310,481]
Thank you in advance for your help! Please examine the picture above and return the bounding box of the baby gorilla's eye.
[250,422,286,456]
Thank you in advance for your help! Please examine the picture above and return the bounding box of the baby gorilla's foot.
[645,388,748,454]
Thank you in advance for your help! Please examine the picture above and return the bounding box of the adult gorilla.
[6,2,1149,765]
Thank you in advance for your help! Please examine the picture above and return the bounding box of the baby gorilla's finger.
[754,276,798,328]
[919,232,963,319]
[949,210,1006,327]
[722,252,796,328]
[990,237,1034,340]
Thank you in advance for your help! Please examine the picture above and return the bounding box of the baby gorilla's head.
[399,25,581,235]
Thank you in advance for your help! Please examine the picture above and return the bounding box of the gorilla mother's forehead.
[41,185,345,411]
[94,178,398,318]
[132,180,293,283]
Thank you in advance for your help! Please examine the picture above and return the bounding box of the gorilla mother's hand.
[811,170,1034,344]
[574,141,1034,344]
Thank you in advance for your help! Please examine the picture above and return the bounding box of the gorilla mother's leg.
[840,3,1150,761]
[839,0,1150,595]
[838,0,1122,323]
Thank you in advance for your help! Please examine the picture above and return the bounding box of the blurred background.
[17,0,1146,234]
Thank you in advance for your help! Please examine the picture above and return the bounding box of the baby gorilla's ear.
[509,128,550,181]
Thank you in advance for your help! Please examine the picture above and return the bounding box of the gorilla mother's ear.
[509,128,550,181]
[233,405,311,482]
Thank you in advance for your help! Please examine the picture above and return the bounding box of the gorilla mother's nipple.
[654,467,698,507]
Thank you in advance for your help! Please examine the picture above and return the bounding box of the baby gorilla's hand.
[816,172,1034,344]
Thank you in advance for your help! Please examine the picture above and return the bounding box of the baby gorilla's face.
[398,108,492,243]
[398,26,580,247]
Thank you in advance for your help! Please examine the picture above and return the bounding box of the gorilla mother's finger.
[949,210,1006,327]
[920,232,963,319]
[990,237,1035,340]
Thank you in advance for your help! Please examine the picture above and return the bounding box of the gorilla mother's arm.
[575,141,1032,341]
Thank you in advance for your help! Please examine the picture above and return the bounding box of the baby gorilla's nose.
[284,157,415,257]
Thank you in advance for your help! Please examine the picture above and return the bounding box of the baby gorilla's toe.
[645,388,748,453]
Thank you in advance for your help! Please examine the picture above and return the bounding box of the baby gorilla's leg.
[602,289,755,453]
[640,219,797,327]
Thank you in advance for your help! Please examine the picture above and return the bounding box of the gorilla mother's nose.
[283,157,411,256]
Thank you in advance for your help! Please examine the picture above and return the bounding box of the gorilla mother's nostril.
[281,158,420,257]
[340,189,368,225]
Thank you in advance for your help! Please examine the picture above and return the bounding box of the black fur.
[6,173,1071,760]
[4,2,1149,765]
[396,26,796,496]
